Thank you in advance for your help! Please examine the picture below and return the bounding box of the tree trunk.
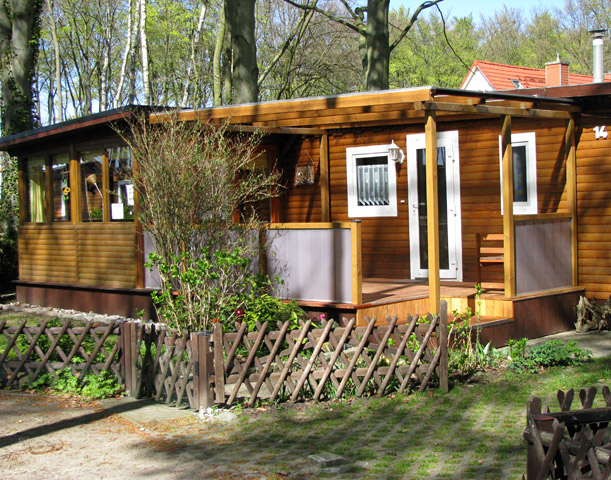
[45,0,62,122]
[139,0,150,104]
[181,2,207,108]
[115,0,136,108]
[0,0,43,135]
[365,0,390,91]
[226,0,258,104]
[213,4,226,106]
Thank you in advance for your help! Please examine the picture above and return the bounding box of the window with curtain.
[27,157,46,223]
[52,154,70,222]
[346,145,398,217]
[107,147,134,221]
[80,151,104,222]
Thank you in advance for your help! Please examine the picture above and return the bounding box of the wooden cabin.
[3,85,611,345]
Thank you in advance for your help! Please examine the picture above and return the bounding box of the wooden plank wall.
[19,224,78,284]
[284,136,323,222]
[283,118,569,285]
[458,119,568,285]
[575,120,611,300]
[19,223,137,289]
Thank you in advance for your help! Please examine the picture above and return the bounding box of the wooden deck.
[297,278,584,346]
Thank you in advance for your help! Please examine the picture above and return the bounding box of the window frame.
[499,132,538,215]
[346,144,398,218]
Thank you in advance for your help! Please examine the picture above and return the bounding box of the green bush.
[147,246,305,334]
[0,218,17,292]
[27,368,123,400]
[508,339,592,373]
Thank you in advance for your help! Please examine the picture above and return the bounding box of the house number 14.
[594,125,608,139]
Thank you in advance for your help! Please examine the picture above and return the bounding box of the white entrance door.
[407,130,463,281]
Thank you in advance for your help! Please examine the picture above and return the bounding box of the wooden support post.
[69,144,81,224]
[351,220,362,305]
[425,112,440,313]
[439,300,448,393]
[193,331,214,410]
[45,156,53,223]
[17,158,26,226]
[501,115,516,298]
[320,134,331,222]
[101,152,110,222]
[565,118,578,287]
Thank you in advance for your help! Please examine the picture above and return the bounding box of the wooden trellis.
[0,318,123,388]
[130,301,448,409]
[524,387,611,480]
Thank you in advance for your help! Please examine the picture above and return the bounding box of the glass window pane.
[108,147,134,221]
[513,145,528,203]
[416,147,449,271]
[26,157,46,223]
[80,151,104,222]
[52,154,70,222]
[356,156,389,206]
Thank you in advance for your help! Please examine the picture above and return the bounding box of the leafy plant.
[508,339,592,373]
[147,246,305,334]
[26,368,124,400]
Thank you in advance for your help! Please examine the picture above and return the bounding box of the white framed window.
[346,144,398,217]
[499,132,537,215]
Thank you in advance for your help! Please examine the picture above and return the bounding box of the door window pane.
[416,147,449,271]
[80,151,104,222]
[26,157,46,223]
[52,154,70,222]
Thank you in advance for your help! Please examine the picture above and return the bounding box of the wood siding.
[284,136,323,222]
[282,119,570,283]
[575,120,611,300]
[19,223,137,289]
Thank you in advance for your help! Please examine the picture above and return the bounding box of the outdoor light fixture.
[388,140,404,164]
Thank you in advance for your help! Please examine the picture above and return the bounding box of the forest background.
[21,0,611,130]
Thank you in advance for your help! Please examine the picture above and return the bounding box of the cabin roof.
[0,86,584,153]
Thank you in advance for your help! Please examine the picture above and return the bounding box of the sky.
[393,0,563,21]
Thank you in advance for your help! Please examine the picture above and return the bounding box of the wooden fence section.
[0,318,123,388]
[132,302,448,409]
[524,387,611,480]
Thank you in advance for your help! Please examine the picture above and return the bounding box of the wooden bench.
[475,233,504,286]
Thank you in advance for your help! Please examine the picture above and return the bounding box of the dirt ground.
[0,392,298,480]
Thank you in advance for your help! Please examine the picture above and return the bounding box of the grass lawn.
[215,356,611,479]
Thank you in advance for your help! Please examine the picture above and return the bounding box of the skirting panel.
[16,282,156,320]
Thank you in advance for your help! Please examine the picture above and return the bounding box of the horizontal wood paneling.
[575,120,611,300]
[19,223,137,289]
[19,224,77,284]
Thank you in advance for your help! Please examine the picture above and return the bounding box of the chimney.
[589,29,607,83]
[545,54,570,86]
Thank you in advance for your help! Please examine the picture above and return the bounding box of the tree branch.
[389,0,444,52]
[283,0,365,35]
[259,0,317,87]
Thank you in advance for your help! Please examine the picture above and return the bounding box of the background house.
[461,59,611,91]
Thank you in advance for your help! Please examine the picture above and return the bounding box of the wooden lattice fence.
[524,387,611,480]
[130,302,448,409]
[0,318,123,388]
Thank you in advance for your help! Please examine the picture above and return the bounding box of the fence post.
[193,331,214,410]
[120,321,138,396]
[439,300,448,393]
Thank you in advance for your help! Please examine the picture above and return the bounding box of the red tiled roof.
[461,60,610,90]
